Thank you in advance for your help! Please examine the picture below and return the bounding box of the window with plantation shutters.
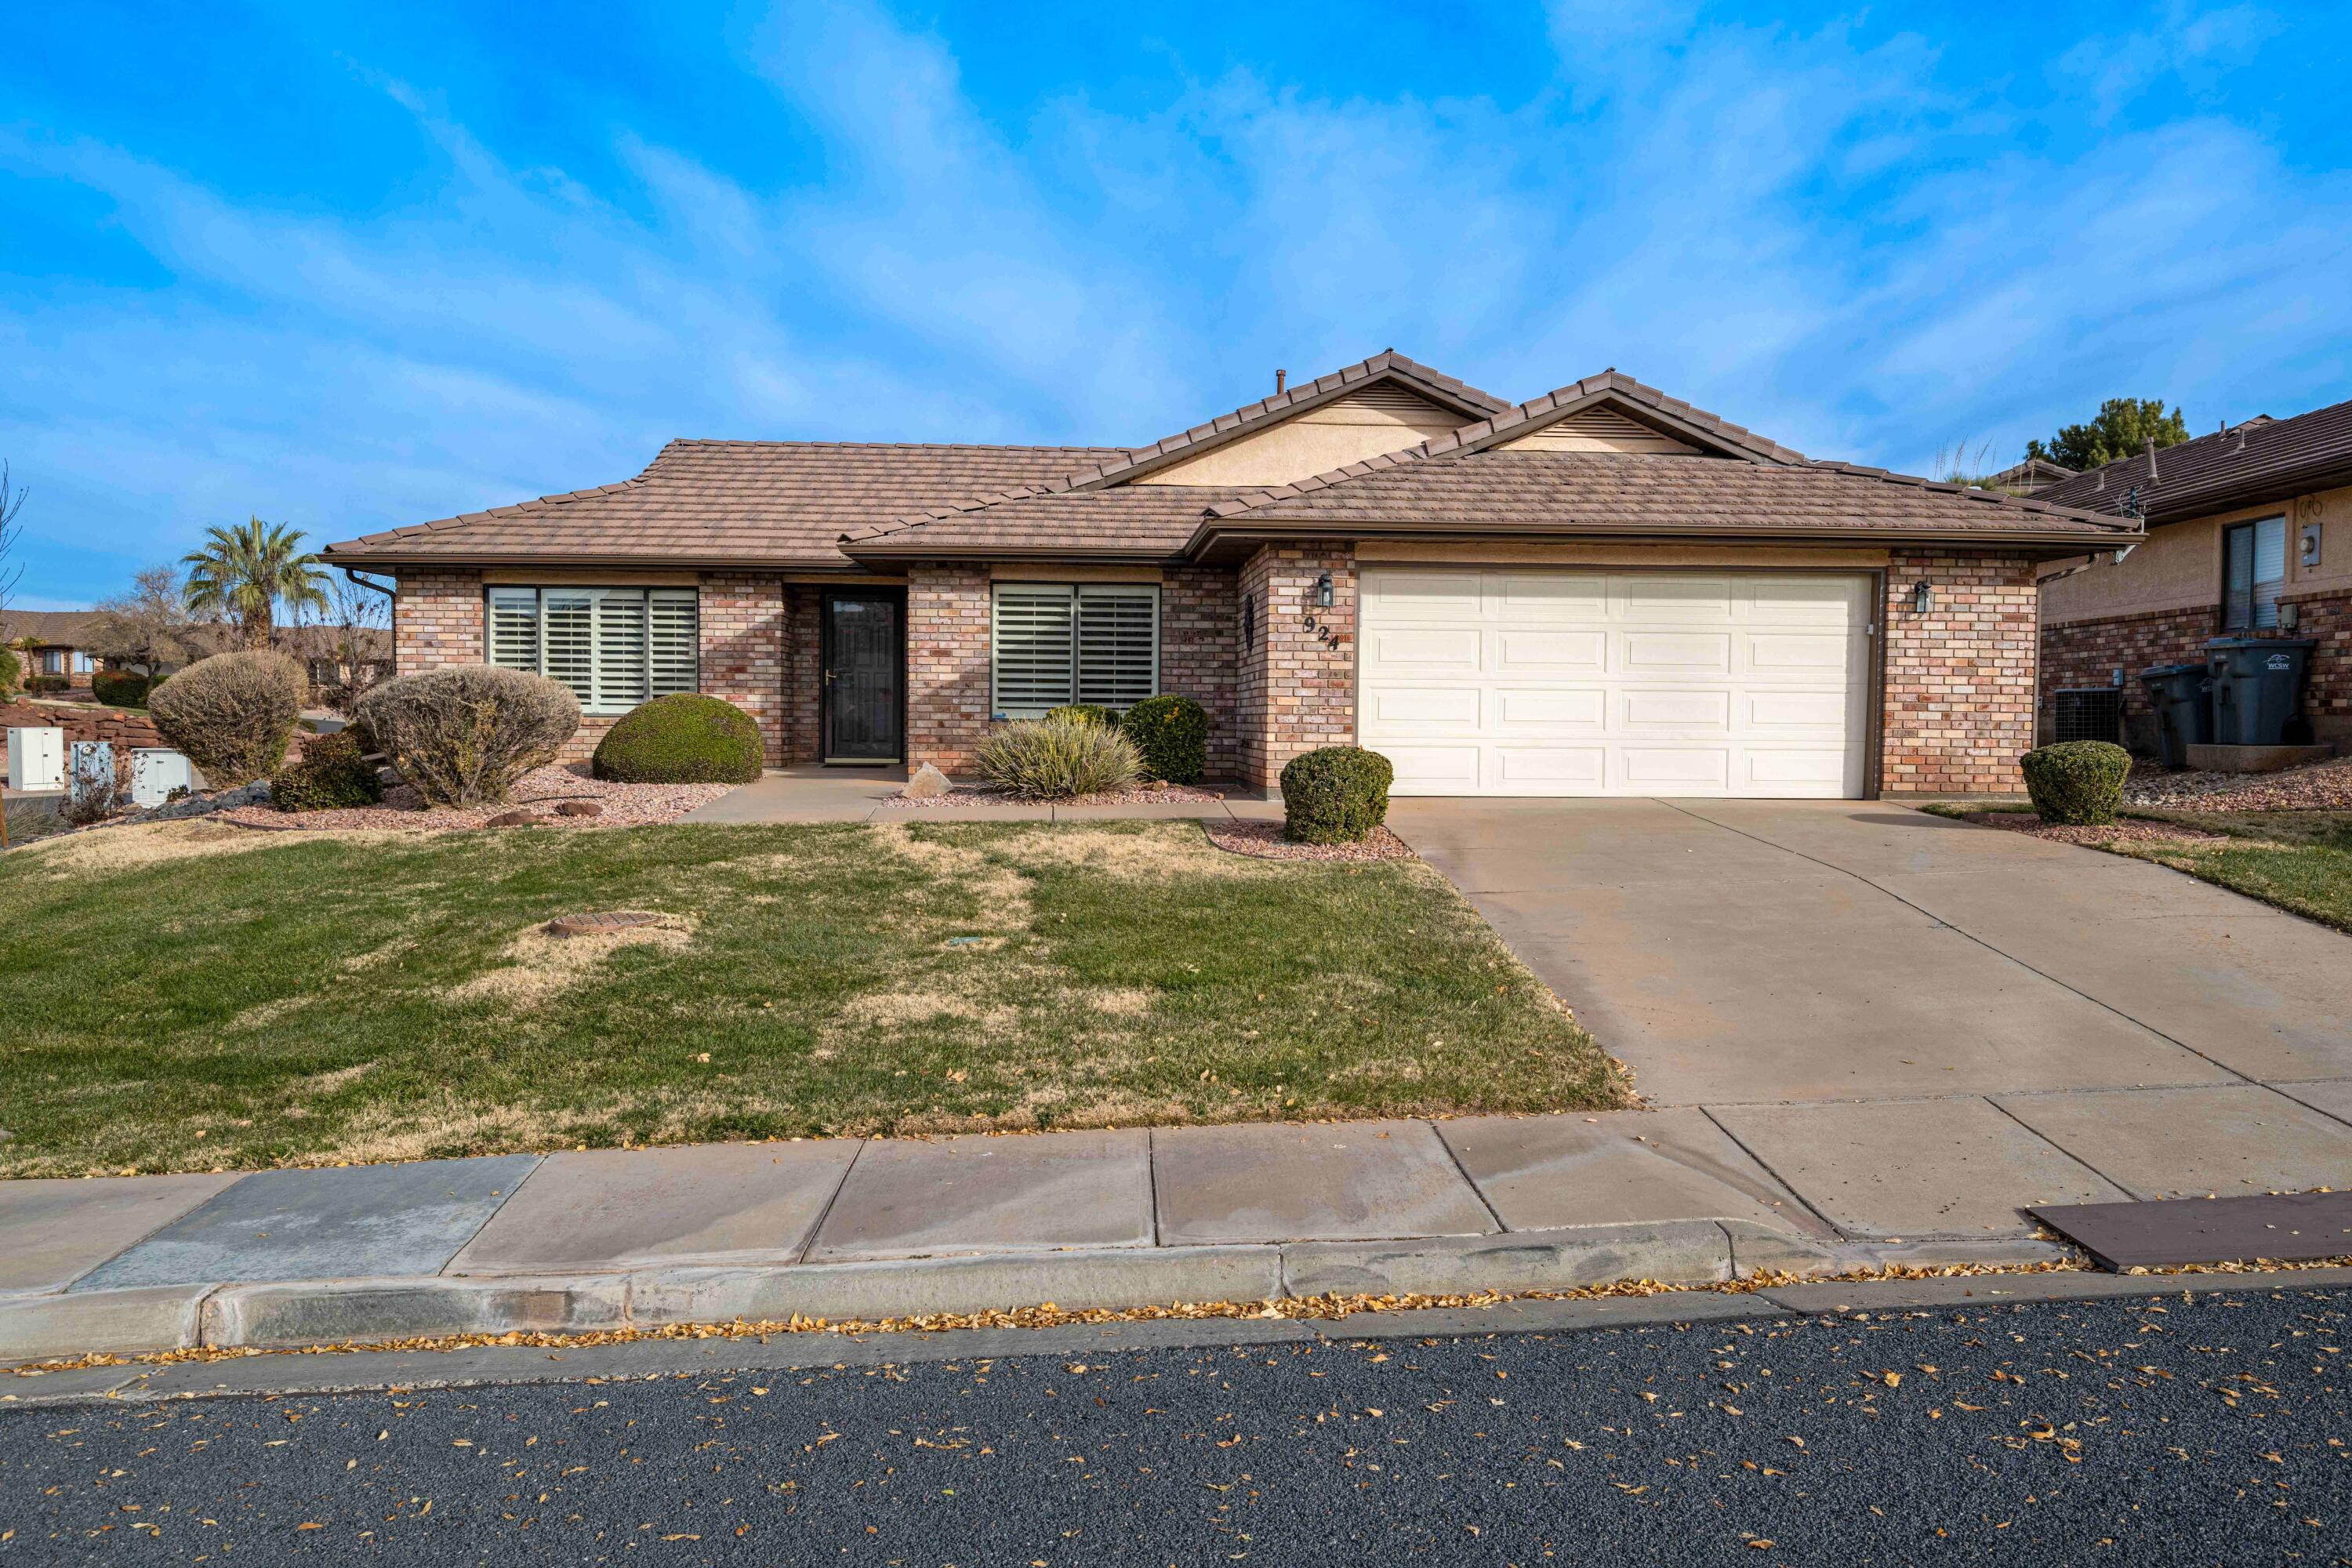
[2223,517,2287,633]
[484,586,699,714]
[990,583,1160,717]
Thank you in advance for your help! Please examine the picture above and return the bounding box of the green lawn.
[1919,800,2352,933]
[0,818,1622,1178]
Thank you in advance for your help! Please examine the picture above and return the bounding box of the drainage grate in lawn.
[2031,1190,2352,1271]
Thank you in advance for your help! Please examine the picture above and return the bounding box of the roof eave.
[1184,517,2143,563]
[838,543,1189,566]
[318,548,876,574]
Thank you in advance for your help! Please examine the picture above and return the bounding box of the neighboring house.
[2,611,108,687]
[277,623,394,690]
[2035,401,2351,747]
[1984,457,2078,495]
[321,352,2136,798]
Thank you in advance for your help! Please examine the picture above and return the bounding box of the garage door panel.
[1492,747,1608,789]
[1744,689,1852,731]
[1490,575,1607,619]
[1494,629,1605,673]
[1620,688,1733,732]
[1493,688,1607,731]
[1617,575,1736,619]
[1363,685,1482,728]
[1381,745,1484,792]
[1367,626,1483,671]
[1359,567,1870,799]
[1621,630,1733,675]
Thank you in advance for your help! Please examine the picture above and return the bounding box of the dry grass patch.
[0,819,1624,1175]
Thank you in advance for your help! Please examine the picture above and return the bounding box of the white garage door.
[1357,568,1874,797]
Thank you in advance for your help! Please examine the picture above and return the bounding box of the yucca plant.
[977,713,1142,799]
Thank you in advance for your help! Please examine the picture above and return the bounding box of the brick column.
[699,572,787,767]
[1237,543,1356,789]
[1161,564,1241,779]
[906,562,991,774]
[1882,550,2038,795]
[390,568,483,673]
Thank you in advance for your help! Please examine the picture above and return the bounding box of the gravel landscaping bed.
[1203,820,1417,861]
[212,764,731,833]
[2124,753,2352,810]
[886,782,1232,808]
[1964,810,2229,847]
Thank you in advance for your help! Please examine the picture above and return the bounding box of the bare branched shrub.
[147,651,306,786]
[978,714,1142,799]
[60,746,134,828]
[353,666,580,806]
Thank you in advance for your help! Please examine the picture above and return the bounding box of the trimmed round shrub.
[1120,694,1209,786]
[353,666,580,807]
[147,650,306,787]
[1045,702,1116,729]
[1281,746,1396,844]
[2020,740,2132,826]
[269,730,384,812]
[91,670,151,708]
[591,694,764,784]
[978,713,1141,799]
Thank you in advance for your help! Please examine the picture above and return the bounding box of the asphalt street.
[4,1287,2349,1565]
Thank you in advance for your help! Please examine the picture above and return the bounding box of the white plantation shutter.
[1076,586,1158,709]
[542,590,597,707]
[648,590,699,696]
[487,588,540,672]
[485,586,697,713]
[993,586,1076,715]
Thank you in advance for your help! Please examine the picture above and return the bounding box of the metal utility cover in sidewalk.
[2031,1191,2352,1271]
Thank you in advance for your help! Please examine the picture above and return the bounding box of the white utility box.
[132,748,194,808]
[7,726,65,791]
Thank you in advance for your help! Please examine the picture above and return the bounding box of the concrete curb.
[0,1286,212,1363]
[202,1276,633,1351]
[1279,1221,1733,1298]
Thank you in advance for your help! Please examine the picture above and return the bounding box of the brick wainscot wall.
[2042,590,2352,747]
[1237,543,1357,789]
[1880,550,2039,795]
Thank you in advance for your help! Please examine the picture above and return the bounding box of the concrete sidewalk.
[13,1093,2337,1365]
[677,767,1287,825]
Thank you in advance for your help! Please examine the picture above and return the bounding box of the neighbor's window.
[990,583,1159,717]
[485,586,699,715]
[42,650,64,674]
[72,652,95,674]
[2222,516,2287,632]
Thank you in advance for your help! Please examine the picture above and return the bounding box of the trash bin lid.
[2139,662,2205,677]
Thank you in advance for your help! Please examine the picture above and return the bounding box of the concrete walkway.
[677,766,1286,824]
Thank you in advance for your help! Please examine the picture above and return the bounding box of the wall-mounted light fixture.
[1316,572,1334,608]
[1911,580,1935,614]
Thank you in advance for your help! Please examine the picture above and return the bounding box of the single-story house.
[321,353,2137,797]
[3,611,108,687]
[2034,397,2351,748]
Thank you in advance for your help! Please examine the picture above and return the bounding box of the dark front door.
[822,593,903,762]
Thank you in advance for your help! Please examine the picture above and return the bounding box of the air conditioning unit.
[132,749,194,808]
[2053,688,2124,746]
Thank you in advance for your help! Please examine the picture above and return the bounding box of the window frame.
[2220,515,2288,633]
[483,585,701,717]
[989,581,1162,719]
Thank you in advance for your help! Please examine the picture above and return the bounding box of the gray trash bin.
[2205,638,2316,746]
[2137,663,2211,768]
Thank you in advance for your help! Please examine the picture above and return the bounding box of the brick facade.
[390,568,485,673]
[1161,564,1241,779]
[904,563,993,775]
[1880,550,2039,794]
[2283,588,2352,739]
[699,574,788,767]
[1236,543,1358,789]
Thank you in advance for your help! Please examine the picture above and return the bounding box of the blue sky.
[4,1,2348,608]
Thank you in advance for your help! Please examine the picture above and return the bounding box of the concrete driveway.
[1389,797,2352,1237]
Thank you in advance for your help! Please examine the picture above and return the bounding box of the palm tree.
[182,518,328,650]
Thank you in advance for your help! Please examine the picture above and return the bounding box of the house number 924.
[1300,612,1342,648]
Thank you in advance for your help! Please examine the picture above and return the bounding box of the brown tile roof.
[1399,369,1814,466]
[322,440,1131,569]
[836,350,1510,551]
[1,609,108,646]
[2027,398,2352,524]
[841,487,1236,561]
[1191,449,2141,552]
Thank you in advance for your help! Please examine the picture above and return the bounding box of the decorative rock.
[902,762,953,799]
[546,910,665,938]
[555,800,603,817]
[487,809,544,828]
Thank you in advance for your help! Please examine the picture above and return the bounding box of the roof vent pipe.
[2144,437,2159,477]
[1275,369,1287,395]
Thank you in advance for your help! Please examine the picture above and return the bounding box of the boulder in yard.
[555,800,603,817]
[487,808,545,828]
[902,762,953,799]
